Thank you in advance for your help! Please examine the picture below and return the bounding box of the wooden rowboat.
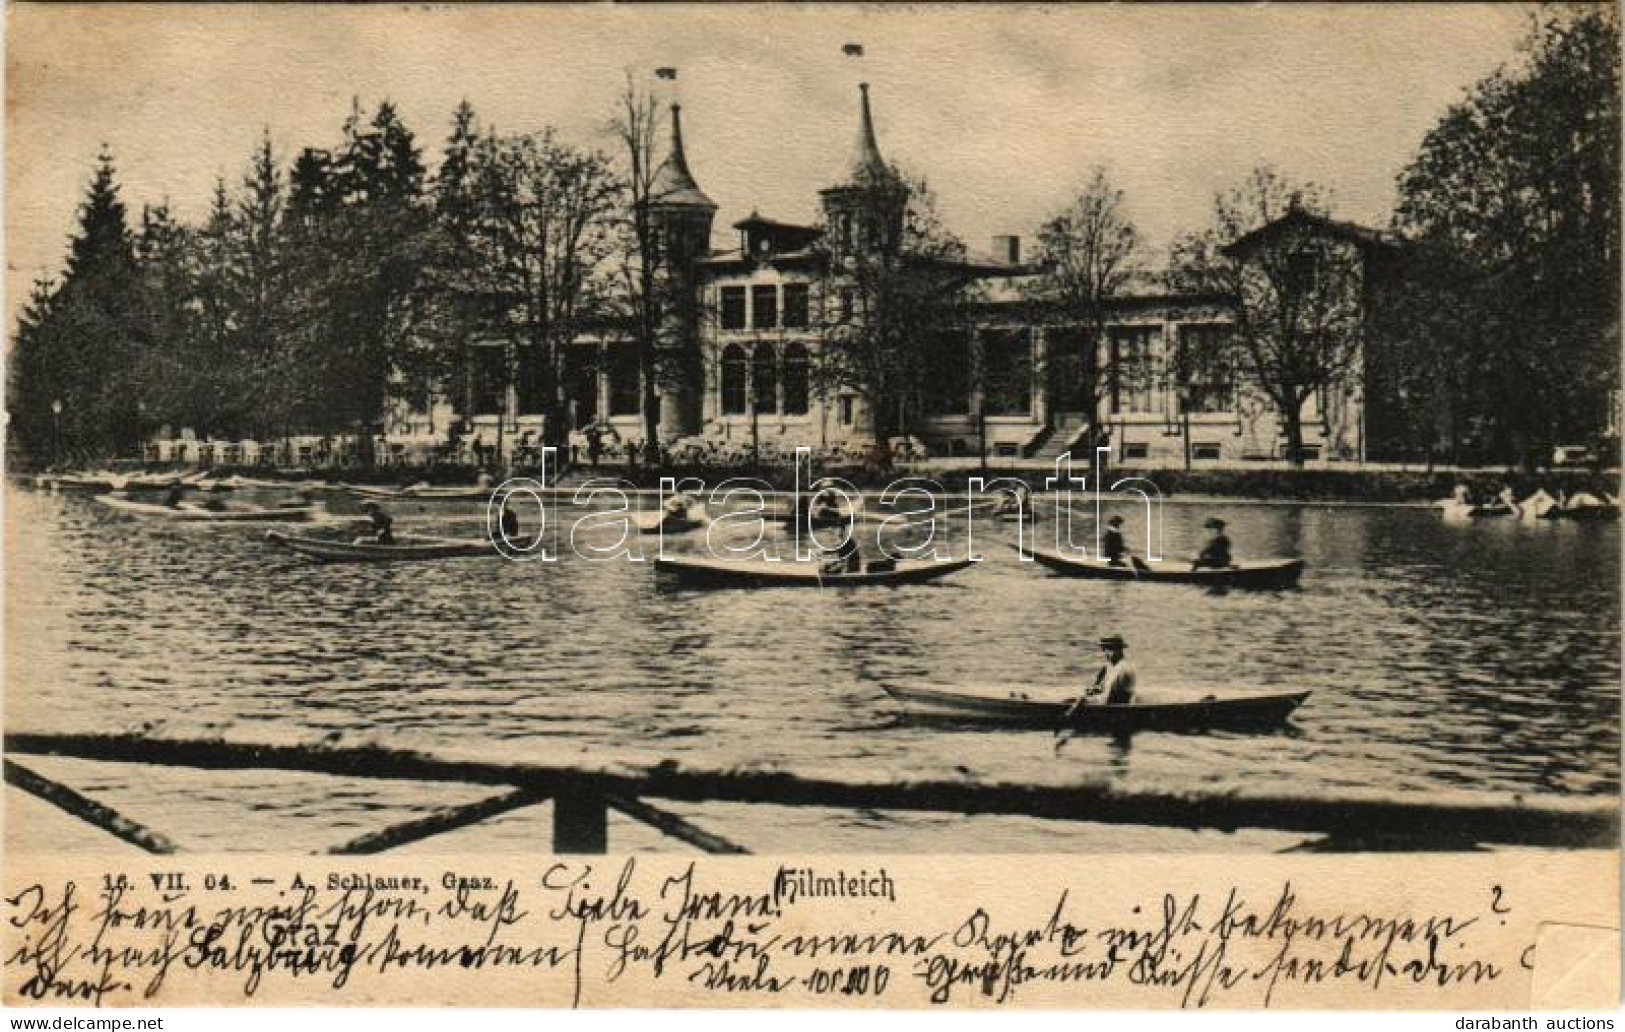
[265,530,496,562]
[1016,542,1304,589]
[634,512,706,535]
[403,484,494,500]
[654,554,974,589]
[881,682,1310,733]
[95,494,321,523]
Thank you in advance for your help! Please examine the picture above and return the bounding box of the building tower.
[646,101,716,440]
[819,83,908,261]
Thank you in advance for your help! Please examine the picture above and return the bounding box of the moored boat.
[1437,500,1516,521]
[265,530,497,561]
[341,483,408,499]
[880,682,1310,733]
[1015,542,1304,589]
[402,484,494,500]
[654,554,974,589]
[95,494,322,522]
[634,512,706,535]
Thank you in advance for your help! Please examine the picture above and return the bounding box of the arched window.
[721,344,747,415]
[752,345,778,414]
[783,343,810,415]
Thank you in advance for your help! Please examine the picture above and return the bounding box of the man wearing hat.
[1101,514,1130,566]
[1063,635,1138,728]
[357,500,395,545]
[1193,517,1232,570]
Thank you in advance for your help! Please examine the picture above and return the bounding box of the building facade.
[397,84,1387,467]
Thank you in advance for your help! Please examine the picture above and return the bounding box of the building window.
[721,344,748,415]
[752,344,778,414]
[923,329,971,415]
[516,348,547,415]
[471,346,507,415]
[838,288,855,323]
[1108,325,1160,415]
[564,344,597,425]
[783,284,810,328]
[783,343,810,415]
[982,328,1032,417]
[1192,442,1221,461]
[608,340,640,416]
[751,285,778,330]
[838,395,855,426]
[1177,324,1235,414]
[720,286,747,330]
[1122,442,1149,460]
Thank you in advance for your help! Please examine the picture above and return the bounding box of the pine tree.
[11,147,146,464]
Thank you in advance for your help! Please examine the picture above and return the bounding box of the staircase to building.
[1028,417,1094,461]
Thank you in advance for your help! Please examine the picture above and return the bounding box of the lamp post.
[50,399,63,469]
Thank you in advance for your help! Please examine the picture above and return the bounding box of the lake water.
[5,482,1619,853]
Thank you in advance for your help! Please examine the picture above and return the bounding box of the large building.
[397,84,1394,467]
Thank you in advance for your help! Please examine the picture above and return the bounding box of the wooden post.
[553,786,608,853]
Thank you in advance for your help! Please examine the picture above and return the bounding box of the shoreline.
[15,462,1621,510]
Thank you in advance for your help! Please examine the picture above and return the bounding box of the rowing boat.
[95,494,322,522]
[880,682,1310,733]
[403,484,493,500]
[1438,500,1516,521]
[1016,542,1304,589]
[265,530,496,561]
[341,484,406,499]
[634,511,706,535]
[654,554,975,589]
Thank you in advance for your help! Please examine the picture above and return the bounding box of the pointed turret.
[649,103,715,211]
[644,101,714,443]
[833,83,893,189]
[821,82,908,258]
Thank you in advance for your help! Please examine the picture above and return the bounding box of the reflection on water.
[5,485,1619,851]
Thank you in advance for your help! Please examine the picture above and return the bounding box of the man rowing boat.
[1101,515,1130,566]
[1056,635,1138,747]
[1192,517,1233,570]
[357,501,395,545]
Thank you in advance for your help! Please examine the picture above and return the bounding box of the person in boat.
[499,501,520,542]
[1064,635,1138,721]
[163,483,185,508]
[822,534,862,575]
[1101,515,1130,566]
[662,492,697,527]
[994,485,1032,520]
[1193,517,1234,570]
[196,484,229,512]
[805,479,846,529]
[1450,483,1472,506]
[358,501,395,545]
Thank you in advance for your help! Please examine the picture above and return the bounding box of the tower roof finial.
[649,100,715,211]
[833,81,892,189]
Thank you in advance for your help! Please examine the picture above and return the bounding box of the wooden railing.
[5,731,1616,854]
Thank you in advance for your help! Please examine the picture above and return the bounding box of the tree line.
[9,85,673,468]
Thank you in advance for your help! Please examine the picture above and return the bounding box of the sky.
[6,3,1536,331]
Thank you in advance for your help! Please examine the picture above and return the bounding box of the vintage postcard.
[4,1,1620,1012]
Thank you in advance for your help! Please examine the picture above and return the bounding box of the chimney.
[992,234,1021,265]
